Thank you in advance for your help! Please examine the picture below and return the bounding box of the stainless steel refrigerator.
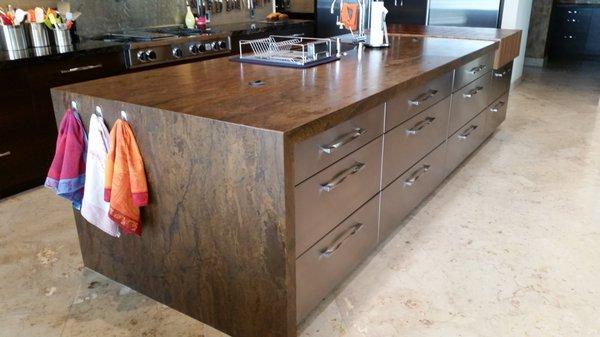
[315,0,504,37]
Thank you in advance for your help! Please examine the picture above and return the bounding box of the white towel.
[81,114,121,237]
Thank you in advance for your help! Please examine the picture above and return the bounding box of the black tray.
[230,55,340,69]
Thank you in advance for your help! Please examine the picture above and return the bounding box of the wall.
[501,0,533,84]
[524,0,553,66]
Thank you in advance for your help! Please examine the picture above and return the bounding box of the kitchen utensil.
[27,22,50,47]
[14,9,27,25]
[34,7,45,23]
[1,25,29,50]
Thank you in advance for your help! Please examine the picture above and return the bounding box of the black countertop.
[1,20,313,70]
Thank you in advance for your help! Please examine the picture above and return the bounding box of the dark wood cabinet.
[0,51,126,199]
[549,5,600,57]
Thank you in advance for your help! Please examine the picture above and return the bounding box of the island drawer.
[446,111,488,174]
[490,61,512,101]
[449,72,493,135]
[485,92,509,137]
[294,104,385,185]
[386,71,453,131]
[295,137,382,257]
[380,142,447,239]
[382,96,450,188]
[296,195,379,322]
[453,52,493,91]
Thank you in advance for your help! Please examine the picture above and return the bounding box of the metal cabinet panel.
[380,142,447,239]
[485,92,509,137]
[382,96,450,187]
[296,195,380,322]
[294,104,384,185]
[295,137,383,257]
[386,71,453,131]
[446,111,488,174]
[450,72,492,135]
[453,52,493,91]
[490,61,512,102]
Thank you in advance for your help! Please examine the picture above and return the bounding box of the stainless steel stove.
[98,26,231,69]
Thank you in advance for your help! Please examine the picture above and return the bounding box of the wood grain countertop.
[54,35,496,143]
[387,24,521,69]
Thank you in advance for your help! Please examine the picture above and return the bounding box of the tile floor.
[1,60,599,337]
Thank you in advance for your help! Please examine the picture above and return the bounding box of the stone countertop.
[53,35,496,141]
[0,40,125,70]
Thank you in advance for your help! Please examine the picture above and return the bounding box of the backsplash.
[69,0,273,36]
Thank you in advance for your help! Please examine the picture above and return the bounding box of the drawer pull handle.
[493,69,511,78]
[458,125,479,139]
[60,64,103,74]
[404,164,430,187]
[468,64,487,75]
[320,162,365,192]
[319,128,367,154]
[320,223,364,259]
[0,151,11,158]
[490,101,506,113]
[463,86,484,99]
[408,89,438,106]
[406,117,436,135]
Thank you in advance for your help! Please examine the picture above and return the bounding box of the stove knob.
[172,47,183,59]
[189,44,199,54]
[146,49,157,61]
[137,50,149,62]
[212,41,220,51]
[219,40,228,50]
[197,43,206,53]
[205,43,213,51]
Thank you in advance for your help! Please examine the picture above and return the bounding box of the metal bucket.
[27,23,51,48]
[53,28,72,47]
[1,25,29,51]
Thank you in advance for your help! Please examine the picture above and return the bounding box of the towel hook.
[95,105,103,118]
[71,100,77,110]
[120,110,129,122]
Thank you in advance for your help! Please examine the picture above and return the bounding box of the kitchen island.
[51,30,517,337]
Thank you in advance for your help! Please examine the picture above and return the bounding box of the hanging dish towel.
[104,119,149,236]
[81,115,121,237]
[45,108,87,210]
[340,3,359,31]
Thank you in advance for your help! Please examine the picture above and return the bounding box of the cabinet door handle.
[320,223,364,259]
[0,151,11,158]
[319,128,367,154]
[490,101,506,113]
[406,117,436,135]
[60,64,103,74]
[320,162,365,192]
[468,64,487,75]
[408,89,438,106]
[458,125,479,139]
[463,86,484,99]
[494,69,511,78]
[404,164,430,187]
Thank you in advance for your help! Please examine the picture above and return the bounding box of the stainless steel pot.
[1,25,29,51]
[27,23,51,48]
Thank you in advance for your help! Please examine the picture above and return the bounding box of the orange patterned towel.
[340,3,359,31]
[104,119,148,236]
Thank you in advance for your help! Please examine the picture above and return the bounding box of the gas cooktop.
[96,25,231,69]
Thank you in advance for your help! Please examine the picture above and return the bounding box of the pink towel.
[45,108,87,209]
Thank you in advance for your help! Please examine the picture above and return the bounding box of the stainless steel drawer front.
[386,71,453,131]
[490,62,512,101]
[485,92,509,137]
[446,111,488,174]
[294,104,384,185]
[296,195,379,322]
[454,52,493,91]
[380,142,447,239]
[295,137,383,257]
[382,96,450,187]
[450,72,492,135]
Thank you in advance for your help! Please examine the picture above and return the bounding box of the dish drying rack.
[231,35,340,68]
